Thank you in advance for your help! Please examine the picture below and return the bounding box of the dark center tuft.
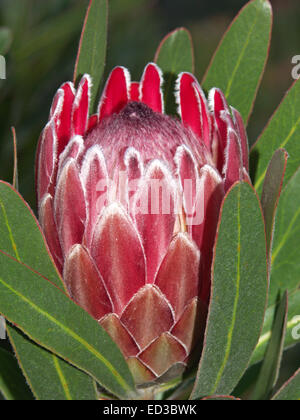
[120,101,156,121]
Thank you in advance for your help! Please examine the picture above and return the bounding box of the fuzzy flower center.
[84,101,212,173]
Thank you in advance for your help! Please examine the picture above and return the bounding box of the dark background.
[0,0,299,393]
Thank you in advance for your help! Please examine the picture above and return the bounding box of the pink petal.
[120,285,174,350]
[87,114,98,133]
[57,135,84,181]
[223,128,243,191]
[130,82,140,101]
[191,165,224,302]
[54,159,86,255]
[209,88,231,170]
[139,332,187,377]
[174,145,198,223]
[191,165,224,248]
[140,63,164,113]
[80,145,109,247]
[64,244,112,320]
[126,357,156,385]
[176,73,202,139]
[231,107,249,172]
[72,75,91,136]
[91,203,146,316]
[98,67,130,120]
[210,119,220,168]
[194,84,212,149]
[53,83,76,156]
[124,147,144,209]
[37,121,57,203]
[39,194,63,273]
[209,88,230,148]
[100,314,139,357]
[133,160,177,284]
[125,147,144,182]
[155,233,200,320]
[171,298,205,353]
[50,88,64,120]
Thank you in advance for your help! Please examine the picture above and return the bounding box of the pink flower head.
[36,63,249,385]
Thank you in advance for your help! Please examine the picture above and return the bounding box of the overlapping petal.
[37,63,250,385]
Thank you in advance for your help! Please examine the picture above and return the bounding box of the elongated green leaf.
[8,327,98,401]
[0,347,33,400]
[8,327,97,401]
[0,181,63,289]
[232,361,262,398]
[261,149,288,264]
[0,27,12,55]
[0,182,94,399]
[251,292,288,400]
[203,0,272,123]
[272,368,300,400]
[154,27,194,75]
[154,28,194,115]
[251,289,300,365]
[74,0,108,112]
[269,168,300,305]
[0,252,135,399]
[252,80,300,193]
[190,183,268,399]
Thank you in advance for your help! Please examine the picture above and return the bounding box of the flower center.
[84,101,212,174]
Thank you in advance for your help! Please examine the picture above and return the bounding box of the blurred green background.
[0,0,299,394]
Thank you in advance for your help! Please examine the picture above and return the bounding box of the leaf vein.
[225,6,259,98]
[52,354,72,400]
[0,276,130,393]
[210,186,242,394]
[0,199,20,261]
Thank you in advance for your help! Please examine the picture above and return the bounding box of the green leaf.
[272,368,300,400]
[251,292,288,400]
[74,0,108,112]
[260,149,288,265]
[190,183,268,399]
[251,288,300,365]
[0,27,12,55]
[252,80,300,193]
[0,347,33,400]
[232,362,262,398]
[202,0,272,123]
[8,327,98,401]
[154,27,194,75]
[0,182,96,399]
[269,168,300,306]
[154,28,194,115]
[0,181,64,289]
[0,252,135,399]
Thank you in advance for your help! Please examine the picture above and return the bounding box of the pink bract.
[36,63,249,386]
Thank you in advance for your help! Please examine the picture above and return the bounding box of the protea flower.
[36,63,249,386]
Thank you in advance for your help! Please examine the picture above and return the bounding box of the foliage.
[0,0,299,400]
